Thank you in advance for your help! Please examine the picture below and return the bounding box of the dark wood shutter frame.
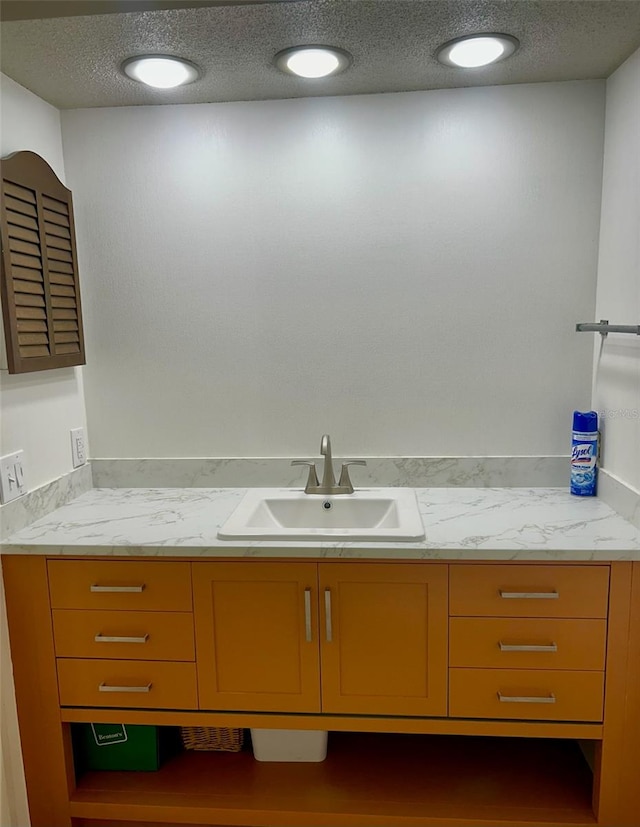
[1,150,86,373]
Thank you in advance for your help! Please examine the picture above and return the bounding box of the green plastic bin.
[73,723,182,772]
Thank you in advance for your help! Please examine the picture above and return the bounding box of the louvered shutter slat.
[41,195,68,214]
[51,296,76,308]
[5,196,37,217]
[20,345,50,357]
[12,265,44,283]
[46,235,71,251]
[15,306,47,320]
[47,261,74,275]
[44,222,71,239]
[54,331,80,344]
[46,248,73,263]
[52,308,78,320]
[49,272,75,286]
[14,279,44,295]
[50,284,75,297]
[6,212,38,231]
[4,182,36,203]
[8,226,40,244]
[17,320,48,333]
[15,294,46,308]
[9,238,41,257]
[53,320,78,332]
[19,332,49,346]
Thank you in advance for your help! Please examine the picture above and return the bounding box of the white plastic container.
[250,728,328,762]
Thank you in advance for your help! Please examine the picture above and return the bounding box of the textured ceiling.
[2,0,640,109]
[0,0,294,21]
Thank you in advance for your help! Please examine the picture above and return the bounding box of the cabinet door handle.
[499,641,558,652]
[499,590,559,600]
[94,634,149,644]
[90,584,145,593]
[324,588,333,643]
[304,588,312,643]
[497,692,556,704]
[98,683,152,693]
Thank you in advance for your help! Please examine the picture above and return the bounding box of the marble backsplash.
[2,457,638,541]
[0,463,93,542]
[598,469,640,529]
[90,456,570,489]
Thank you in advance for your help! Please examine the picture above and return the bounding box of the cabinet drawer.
[450,617,606,670]
[449,668,604,722]
[48,560,192,611]
[450,565,609,618]
[52,610,195,661]
[57,659,197,709]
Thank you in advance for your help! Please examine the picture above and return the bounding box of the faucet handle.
[338,460,367,493]
[291,461,320,492]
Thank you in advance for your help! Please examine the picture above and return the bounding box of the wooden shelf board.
[70,732,595,826]
[60,707,603,740]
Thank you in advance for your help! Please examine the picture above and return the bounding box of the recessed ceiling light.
[436,34,519,69]
[121,55,201,89]
[274,46,352,79]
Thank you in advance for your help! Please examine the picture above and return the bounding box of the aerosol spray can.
[570,411,599,496]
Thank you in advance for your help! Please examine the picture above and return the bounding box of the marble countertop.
[2,487,639,560]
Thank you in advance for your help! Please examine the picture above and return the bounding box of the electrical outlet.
[70,427,87,468]
[0,450,26,504]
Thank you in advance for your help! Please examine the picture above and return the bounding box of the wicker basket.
[180,727,244,752]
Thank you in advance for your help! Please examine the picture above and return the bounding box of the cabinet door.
[193,562,321,712]
[319,563,448,716]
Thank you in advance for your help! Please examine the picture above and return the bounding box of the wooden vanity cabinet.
[47,559,197,710]
[3,555,640,827]
[318,562,447,716]
[449,564,609,723]
[48,559,193,611]
[192,561,448,716]
[193,561,321,713]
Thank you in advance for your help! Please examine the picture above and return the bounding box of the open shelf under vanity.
[69,731,596,827]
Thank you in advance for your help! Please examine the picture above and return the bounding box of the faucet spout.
[320,434,336,490]
[291,434,366,495]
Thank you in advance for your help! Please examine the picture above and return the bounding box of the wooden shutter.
[1,151,86,373]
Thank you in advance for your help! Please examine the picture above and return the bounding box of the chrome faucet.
[292,434,366,495]
[319,433,336,491]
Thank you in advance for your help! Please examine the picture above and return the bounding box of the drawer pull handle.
[324,588,333,643]
[499,641,558,653]
[304,588,312,643]
[90,584,145,593]
[99,683,152,693]
[497,691,556,704]
[499,590,559,600]
[94,634,149,644]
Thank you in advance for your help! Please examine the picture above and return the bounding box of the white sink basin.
[218,488,425,542]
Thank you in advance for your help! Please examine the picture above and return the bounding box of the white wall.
[1,74,88,489]
[1,73,90,827]
[62,81,605,460]
[593,48,640,492]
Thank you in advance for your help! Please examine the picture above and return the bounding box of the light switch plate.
[0,451,26,504]
[70,428,86,468]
